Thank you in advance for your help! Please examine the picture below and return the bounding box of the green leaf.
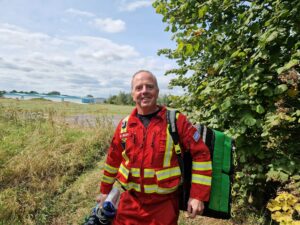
[242,114,256,126]
[265,30,279,43]
[263,87,273,96]
[256,105,265,114]
[198,5,208,19]
[277,59,299,74]
[185,44,193,56]
[221,98,231,110]
[274,84,288,95]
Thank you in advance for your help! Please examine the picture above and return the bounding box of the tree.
[105,92,135,105]
[0,90,6,97]
[153,0,300,223]
[47,91,61,96]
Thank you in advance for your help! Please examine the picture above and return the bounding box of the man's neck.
[136,105,159,115]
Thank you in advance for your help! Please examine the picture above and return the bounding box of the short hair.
[131,70,159,90]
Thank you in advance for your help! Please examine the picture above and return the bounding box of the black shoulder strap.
[167,109,179,145]
[167,109,185,185]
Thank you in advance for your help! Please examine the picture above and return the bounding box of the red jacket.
[100,106,212,201]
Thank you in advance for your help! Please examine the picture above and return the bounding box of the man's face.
[131,72,159,112]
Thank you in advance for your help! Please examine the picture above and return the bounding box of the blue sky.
[0,0,179,98]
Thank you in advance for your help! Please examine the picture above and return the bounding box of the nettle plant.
[153,0,300,222]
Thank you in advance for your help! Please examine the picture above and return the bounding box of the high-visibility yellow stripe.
[119,163,129,180]
[104,163,118,174]
[101,175,115,184]
[156,166,181,181]
[163,125,173,167]
[122,150,130,166]
[131,168,140,177]
[118,180,141,192]
[144,168,155,178]
[192,161,212,171]
[192,174,212,186]
[144,184,178,194]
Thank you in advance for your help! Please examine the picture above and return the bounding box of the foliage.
[0,102,115,224]
[267,192,300,225]
[153,0,300,223]
[105,91,135,105]
[47,91,61,96]
[105,91,174,107]
[0,91,5,97]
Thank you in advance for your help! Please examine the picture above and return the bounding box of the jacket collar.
[128,105,167,125]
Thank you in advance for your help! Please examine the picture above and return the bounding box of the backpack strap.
[167,110,181,154]
[167,109,184,184]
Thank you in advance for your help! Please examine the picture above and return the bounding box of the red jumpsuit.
[100,106,212,225]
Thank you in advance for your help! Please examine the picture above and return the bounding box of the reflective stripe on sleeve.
[118,180,141,192]
[101,175,115,184]
[104,163,118,174]
[192,174,212,186]
[156,166,181,181]
[192,161,212,171]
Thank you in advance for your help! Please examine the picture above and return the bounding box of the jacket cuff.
[189,184,211,202]
[100,183,113,194]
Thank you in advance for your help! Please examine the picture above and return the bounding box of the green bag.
[167,110,235,219]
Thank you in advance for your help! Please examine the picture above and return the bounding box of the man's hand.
[96,193,108,206]
[186,198,204,218]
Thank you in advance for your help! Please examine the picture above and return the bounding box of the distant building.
[81,97,94,103]
[94,98,105,103]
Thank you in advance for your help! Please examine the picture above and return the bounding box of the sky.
[0,0,179,98]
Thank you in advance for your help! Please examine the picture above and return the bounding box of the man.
[98,70,212,225]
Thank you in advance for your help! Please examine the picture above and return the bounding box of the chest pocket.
[152,126,174,168]
[120,116,135,165]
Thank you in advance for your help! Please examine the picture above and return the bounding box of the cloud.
[0,22,175,97]
[70,36,139,61]
[91,18,126,33]
[120,0,154,12]
[65,8,95,18]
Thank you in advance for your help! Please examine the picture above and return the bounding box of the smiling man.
[98,70,212,225]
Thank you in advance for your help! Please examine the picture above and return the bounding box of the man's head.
[131,70,159,115]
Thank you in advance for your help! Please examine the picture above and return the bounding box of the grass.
[0,98,133,116]
[0,99,115,224]
[0,99,245,225]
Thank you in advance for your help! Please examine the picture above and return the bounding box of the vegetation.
[105,91,135,105]
[0,91,5,97]
[153,0,300,224]
[0,98,133,116]
[47,91,61,96]
[0,99,115,224]
[105,91,175,107]
[0,99,231,225]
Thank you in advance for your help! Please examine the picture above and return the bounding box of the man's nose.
[141,85,148,93]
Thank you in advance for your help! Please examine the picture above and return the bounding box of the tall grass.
[0,100,235,225]
[0,102,114,224]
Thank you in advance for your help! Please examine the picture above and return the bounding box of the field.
[0,98,233,225]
